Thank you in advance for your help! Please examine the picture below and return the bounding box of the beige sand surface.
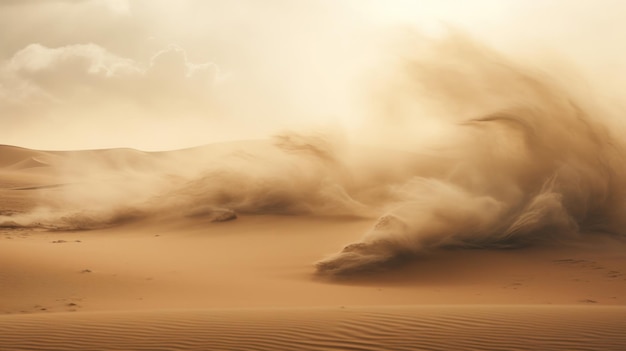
[2,145,626,350]
[2,306,626,351]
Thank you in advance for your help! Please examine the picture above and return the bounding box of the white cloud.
[4,42,219,100]
[147,45,221,91]
[0,42,224,149]
[0,64,55,106]
[9,43,138,76]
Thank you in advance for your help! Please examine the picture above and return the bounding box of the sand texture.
[2,306,626,351]
[1,143,626,350]
[4,30,626,350]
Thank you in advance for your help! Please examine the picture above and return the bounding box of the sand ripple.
[1,305,625,351]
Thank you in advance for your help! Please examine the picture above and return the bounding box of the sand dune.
[1,140,624,349]
[6,34,626,275]
[0,145,57,169]
[2,212,626,311]
[3,32,626,350]
[1,306,625,351]
[2,130,626,349]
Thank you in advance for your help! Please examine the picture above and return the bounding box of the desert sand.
[4,0,626,349]
[1,144,626,350]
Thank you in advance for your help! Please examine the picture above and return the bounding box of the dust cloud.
[3,31,626,275]
[317,32,626,274]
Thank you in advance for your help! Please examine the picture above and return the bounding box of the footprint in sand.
[33,304,48,312]
[607,270,623,278]
[55,298,83,312]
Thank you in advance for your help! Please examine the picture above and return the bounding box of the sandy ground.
[2,145,626,350]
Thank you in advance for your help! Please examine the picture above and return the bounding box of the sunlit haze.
[2,0,626,150]
[3,2,626,348]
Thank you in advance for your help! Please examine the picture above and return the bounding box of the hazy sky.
[2,0,626,150]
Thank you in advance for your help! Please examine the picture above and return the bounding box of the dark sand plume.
[2,33,626,276]
[315,33,626,275]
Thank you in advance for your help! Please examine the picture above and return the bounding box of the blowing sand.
[1,142,626,350]
[4,29,626,350]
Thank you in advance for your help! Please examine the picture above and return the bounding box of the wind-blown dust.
[316,33,626,274]
[2,33,625,275]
